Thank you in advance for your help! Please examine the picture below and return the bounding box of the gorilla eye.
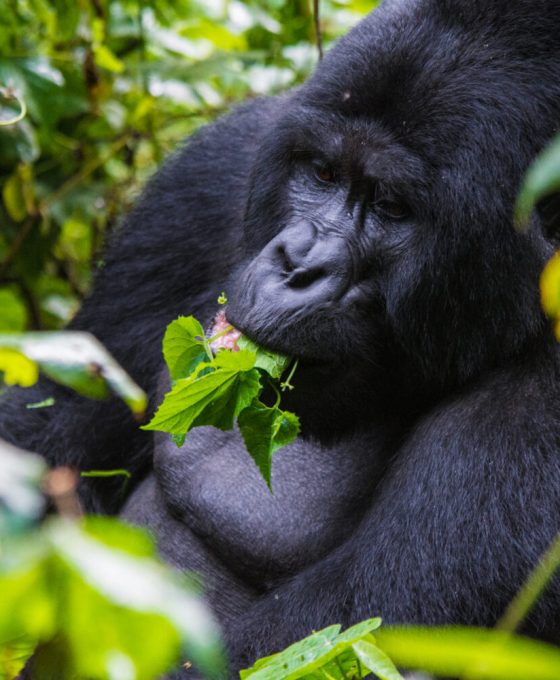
[374,198,410,221]
[313,162,337,184]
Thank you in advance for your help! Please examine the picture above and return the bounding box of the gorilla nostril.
[276,245,295,274]
[287,266,326,289]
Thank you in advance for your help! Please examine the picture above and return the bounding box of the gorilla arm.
[222,361,560,670]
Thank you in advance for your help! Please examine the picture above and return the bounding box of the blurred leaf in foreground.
[375,626,560,680]
[515,133,560,228]
[0,332,147,416]
[0,518,227,680]
[0,439,45,537]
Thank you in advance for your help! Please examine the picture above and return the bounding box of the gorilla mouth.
[215,307,335,372]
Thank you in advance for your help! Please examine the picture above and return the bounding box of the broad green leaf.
[163,316,209,381]
[238,401,299,487]
[516,133,560,228]
[143,350,261,435]
[240,620,384,679]
[0,440,46,537]
[238,335,290,379]
[336,618,382,644]
[375,626,560,680]
[239,625,342,679]
[0,348,38,387]
[352,640,403,680]
[0,332,147,416]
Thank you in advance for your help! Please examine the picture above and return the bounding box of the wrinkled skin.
[5,1,560,678]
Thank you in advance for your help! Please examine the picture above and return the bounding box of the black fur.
[4,0,560,677]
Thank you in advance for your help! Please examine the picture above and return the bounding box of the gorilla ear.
[537,192,560,243]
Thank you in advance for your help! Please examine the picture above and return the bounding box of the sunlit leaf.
[0,348,38,387]
[376,626,560,680]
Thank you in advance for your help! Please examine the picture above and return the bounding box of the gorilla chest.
[154,426,384,583]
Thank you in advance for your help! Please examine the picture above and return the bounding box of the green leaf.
[515,133,560,228]
[143,350,261,435]
[352,640,404,680]
[240,619,384,679]
[0,332,147,416]
[163,316,209,381]
[335,618,382,644]
[0,348,39,387]
[239,625,341,679]
[238,401,299,487]
[0,519,227,680]
[26,397,55,409]
[238,335,290,379]
[3,170,27,221]
[375,626,560,680]
[93,45,125,74]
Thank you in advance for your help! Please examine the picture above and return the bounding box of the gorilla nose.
[273,223,340,290]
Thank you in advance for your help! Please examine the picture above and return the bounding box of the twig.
[496,531,560,632]
[0,87,27,126]
[313,0,324,60]
[0,217,36,278]
[43,467,83,518]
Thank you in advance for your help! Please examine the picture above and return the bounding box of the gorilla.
[3,0,560,677]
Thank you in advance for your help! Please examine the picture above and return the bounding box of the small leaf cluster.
[240,618,403,680]
[143,316,299,486]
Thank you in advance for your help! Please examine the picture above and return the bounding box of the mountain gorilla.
[3,0,560,676]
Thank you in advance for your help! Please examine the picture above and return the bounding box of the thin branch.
[496,531,560,633]
[313,0,324,60]
[0,217,36,278]
[0,87,27,126]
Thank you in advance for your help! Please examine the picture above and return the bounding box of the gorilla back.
[4,0,560,676]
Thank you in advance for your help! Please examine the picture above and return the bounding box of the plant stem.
[496,531,560,632]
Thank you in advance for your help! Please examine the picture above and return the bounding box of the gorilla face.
[228,1,559,398]
[228,109,421,366]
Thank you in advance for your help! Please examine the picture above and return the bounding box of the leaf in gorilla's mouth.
[143,309,299,487]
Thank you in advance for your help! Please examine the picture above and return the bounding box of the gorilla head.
[227,0,560,413]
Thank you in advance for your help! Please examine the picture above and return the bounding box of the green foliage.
[144,315,299,486]
[0,330,147,414]
[240,618,404,680]
[0,0,373,334]
[0,441,226,680]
